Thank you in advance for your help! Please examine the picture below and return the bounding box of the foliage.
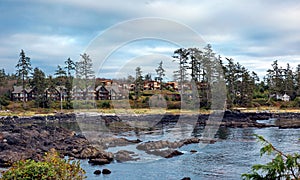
[242,134,300,180]
[0,95,9,108]
[15,49,32,108]
[1,149,86,180]
[97,100,111,109]
[155,61,165,90]
[31,67,47,108]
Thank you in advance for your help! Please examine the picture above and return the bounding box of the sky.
[1,0,300,81]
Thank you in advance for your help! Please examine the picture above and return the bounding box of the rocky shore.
[0,111,299,168]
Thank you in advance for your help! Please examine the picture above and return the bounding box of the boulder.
[115,150,140,162]
[88,158,110,165]
[93,170,101,175]
[102,168,111,174]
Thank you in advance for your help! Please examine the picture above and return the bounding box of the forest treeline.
[1,44,300,110]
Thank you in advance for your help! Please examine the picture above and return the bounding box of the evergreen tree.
[54,65,67,86]
[15,49,32,108]
[134,66,143,107]
[0,69,6,86]
[188,48,202,82]
[31,67,46,108]
[75,53,95,101]
[155,61,165,90]
[295,64,300,96]
[266,60,284,95]
[144,73,152,81]
[173,48,190,97]
[284,63,294,98]
[64,58,76,109]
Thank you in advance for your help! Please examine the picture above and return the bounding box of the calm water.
[1,120,298,180]
[78,122,300,180]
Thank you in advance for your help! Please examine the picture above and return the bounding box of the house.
[275,93,290,102]
[166,82,178,91]
[144,81,160,90]
[282,93,290,102]
[11,85,36,101]
[72,85,95,100]
[45,86,67,101]
[95,85,110,100]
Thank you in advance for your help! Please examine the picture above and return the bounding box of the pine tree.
[134,66,143,107]
[173,48,190,97]
[64,58,76,109]
[75,53,95,101]
[31,67,46,108]
[15,49,32,108]
[155,61,165,90]
[188,48,202,82]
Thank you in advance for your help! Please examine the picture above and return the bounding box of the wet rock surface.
[0,111,299,167]
[114,150,140,162]
[0,123,113,167]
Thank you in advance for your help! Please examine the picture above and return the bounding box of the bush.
[1,149,86,180]
[242,135,300,180]
[97,100,111,109]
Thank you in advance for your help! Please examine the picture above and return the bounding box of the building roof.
[12,85,33,94]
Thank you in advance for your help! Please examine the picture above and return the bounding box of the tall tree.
[284,63,294,98]
[65,57,76,77]
[173,48,190,97]
[0,69,6,86]
[188,47,202,82]
[295,64,300,96]
[75,53,95,100]
[155,61,165,90]
[134,66,143,107]
[54,65,67,85]
[15,49,32,108]
[64,58,76,109]
[54,65,67,111]
[144,73,152,81]
[266,60,284,95]
[31,67,46,108]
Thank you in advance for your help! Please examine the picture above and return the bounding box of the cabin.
[166,82,178,91]
[144,81,160,90]
[45,86,67,101]
[72,85,95,100]
[95,85,110,100]
[11,86,36,101]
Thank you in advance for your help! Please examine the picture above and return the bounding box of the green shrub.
[97,100,111,109]
[167,101,181,109]
[1,149,86,180]
[242,135,300,180]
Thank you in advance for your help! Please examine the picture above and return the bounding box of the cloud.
[1,0,300,80]
[0,33,83,75]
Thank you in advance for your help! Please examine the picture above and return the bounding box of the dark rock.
[0,123,113,168]
[102,168,111,174]
[88,158,110,165]
[190,150,197,153]
[115,150,140,162]
[94,170,101,175]
[165,150,184,158]
[181,177,191,180]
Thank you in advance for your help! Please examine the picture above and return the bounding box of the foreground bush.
[1,149,86,180]
[242,135,300,180]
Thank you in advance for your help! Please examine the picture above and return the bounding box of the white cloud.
[2,0,300,79]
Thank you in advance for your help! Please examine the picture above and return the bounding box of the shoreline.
[1,110,300,129]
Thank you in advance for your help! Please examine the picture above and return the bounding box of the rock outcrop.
[0,124,113,167]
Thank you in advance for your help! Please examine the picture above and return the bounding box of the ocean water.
[79,123,300,180]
